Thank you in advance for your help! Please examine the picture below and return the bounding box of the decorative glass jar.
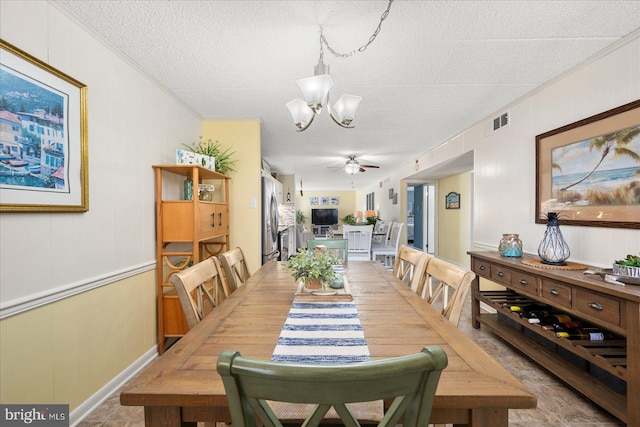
[183,176,193,200]
[538,212,570,265]
[499,234,523,257]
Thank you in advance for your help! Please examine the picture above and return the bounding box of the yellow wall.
[201,120,262,271]
[437,172,472,266]
[294,191,356,230]
[0,271,156,409]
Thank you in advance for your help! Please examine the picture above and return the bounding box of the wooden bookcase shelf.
[153,165,230,353]
[469,251,640,426]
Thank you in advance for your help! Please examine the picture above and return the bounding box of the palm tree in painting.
[560,125,640,191]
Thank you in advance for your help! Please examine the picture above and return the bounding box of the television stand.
[312,225,337,236]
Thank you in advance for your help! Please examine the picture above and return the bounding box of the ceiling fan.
[343,155,380,175]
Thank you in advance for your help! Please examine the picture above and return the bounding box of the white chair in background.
[342,224,373,261]
[371,222,403,268]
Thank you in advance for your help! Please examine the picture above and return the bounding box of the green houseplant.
[341,214,357,225]
[183,137,238,176]
[296,209,307,225]
[285,249,339,289]
[614,253,640,277]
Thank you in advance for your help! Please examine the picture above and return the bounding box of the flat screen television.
[311,208,339,226]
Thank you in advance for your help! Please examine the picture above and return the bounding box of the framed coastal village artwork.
[536,99,640,229]
[0,39,88,212]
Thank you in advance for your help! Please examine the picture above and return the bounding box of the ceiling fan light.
[285,98,315,131]
[332,94,362,126]
[345,162,360,175]
[295,74,334,113]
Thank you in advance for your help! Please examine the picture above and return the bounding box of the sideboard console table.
[468,251,640,425]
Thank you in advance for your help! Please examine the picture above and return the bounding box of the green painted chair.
[216,346,448,427]
[307,238,349,262]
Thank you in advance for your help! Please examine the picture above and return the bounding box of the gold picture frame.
[0,39,88,212]
[535,99,640,229]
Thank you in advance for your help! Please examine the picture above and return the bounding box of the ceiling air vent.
[486,111,509,134]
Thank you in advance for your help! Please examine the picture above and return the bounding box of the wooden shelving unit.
[469,251,640,426]
[153,165,230,353]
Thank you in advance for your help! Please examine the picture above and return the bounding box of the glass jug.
[499,234,523,257]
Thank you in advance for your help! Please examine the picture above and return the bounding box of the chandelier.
[285,0,394,132]
[285,38,361,132]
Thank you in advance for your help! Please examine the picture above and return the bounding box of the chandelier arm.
[320,0,394,58]
[329,110,355,128]
[296,111,316,132]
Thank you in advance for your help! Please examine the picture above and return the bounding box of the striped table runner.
[270,301,382,423]
[272,301,370,363]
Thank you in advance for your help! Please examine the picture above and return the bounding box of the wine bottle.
[556,328,610,341]
[535,314,572,327]
[544,321,585,332]
[509,304,552,319]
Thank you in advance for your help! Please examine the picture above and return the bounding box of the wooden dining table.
[120,261,536,426]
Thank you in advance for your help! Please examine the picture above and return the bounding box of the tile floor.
[77,295,625,427]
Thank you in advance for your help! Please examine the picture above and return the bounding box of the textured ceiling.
[56,0,640,190]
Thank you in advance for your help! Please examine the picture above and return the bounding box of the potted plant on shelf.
[285,249,340,290]
[182,137,238,176]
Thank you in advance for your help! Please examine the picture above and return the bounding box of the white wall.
[371,29,640,267]
[0,1,201,420]
[0,0,202,312]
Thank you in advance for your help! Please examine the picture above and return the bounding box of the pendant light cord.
[320,0,395,58]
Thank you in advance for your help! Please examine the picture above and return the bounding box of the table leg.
[467,407,508,427]
[471,275,481,329]
[144,406,196,427]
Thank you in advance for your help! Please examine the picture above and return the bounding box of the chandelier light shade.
[285,99,315,131]
[295,74,334,113]
[331,94,362,127]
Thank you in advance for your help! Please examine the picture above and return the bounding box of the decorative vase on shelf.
[183,176,193,200]
[499,234,523,257]
[538,212,570,265]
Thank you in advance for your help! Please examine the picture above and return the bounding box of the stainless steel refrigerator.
[261,175,280,264]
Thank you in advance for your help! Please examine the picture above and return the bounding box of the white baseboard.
[69,346,157,426]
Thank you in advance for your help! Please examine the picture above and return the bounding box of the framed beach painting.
[535,99,640,229]
[0,39,88,212]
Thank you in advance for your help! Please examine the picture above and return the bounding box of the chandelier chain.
[320,0,394,59]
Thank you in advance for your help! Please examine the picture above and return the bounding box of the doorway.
[407,183,435,254]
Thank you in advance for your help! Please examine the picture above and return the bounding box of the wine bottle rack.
[469,251,640,426]
[482,290,626,389]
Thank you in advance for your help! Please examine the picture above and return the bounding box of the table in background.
[120,261,536,427]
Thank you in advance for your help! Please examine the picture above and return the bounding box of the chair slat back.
[393,245,430,294]
[169,257,226,329]
[307,239,348,262]
[388,222,404,251]
[422,257,476,326]
[343,225,373,260]
[217,346,448,427]
[219,247,251,293]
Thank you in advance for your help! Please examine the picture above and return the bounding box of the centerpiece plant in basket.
[285,249,340,290]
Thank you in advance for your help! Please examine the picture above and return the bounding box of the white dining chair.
[371,222,403,268]
[342,224,373,261]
